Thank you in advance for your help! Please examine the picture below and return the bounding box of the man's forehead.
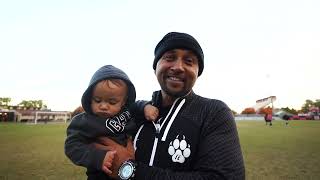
[164,49,197,55]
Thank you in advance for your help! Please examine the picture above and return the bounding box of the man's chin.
[165,89,189,98]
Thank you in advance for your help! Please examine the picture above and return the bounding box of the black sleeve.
[64,114,107,170]
[129,100,150,124]
[194,102,245,179]
[135,101,245,180]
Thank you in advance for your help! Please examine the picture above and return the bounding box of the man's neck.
[160,90,192,107]
[161,93,176,107]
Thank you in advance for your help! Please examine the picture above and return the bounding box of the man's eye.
[162,55,174,61]
[184,57,194,65]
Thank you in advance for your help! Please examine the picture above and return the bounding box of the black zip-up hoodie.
[133,91,245,180]
[64,65,138,180]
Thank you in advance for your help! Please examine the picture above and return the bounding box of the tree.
[281,107,298,115]
[18,100,33,109]
[241,108,256,114]
[259,107,272,115]
[300,99,320,113]
[301,99,314,113]
[0,97,11,107]
[314,99,320,109]
[18,100,46,110]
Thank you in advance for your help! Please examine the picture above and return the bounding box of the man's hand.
[94,137,135,179]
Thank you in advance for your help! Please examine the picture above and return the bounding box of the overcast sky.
[0,0,319,113]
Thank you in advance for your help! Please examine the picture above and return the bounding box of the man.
[96,32,245,180]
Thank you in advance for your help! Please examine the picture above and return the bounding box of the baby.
[64,65,158,180]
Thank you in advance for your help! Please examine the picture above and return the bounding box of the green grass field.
[238,121,320,180]
[0,120,319,180]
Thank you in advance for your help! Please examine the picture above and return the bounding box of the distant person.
[64,65,158,180]
[265,113,273,126]
[264,114,268,125]
[283,114,290,126]
[94,32,245,179]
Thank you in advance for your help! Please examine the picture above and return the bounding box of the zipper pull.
[155,123,160,134]
[154,117,162,134]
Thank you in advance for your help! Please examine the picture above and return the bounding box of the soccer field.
[0,120,319,180]
[238,120,320,180]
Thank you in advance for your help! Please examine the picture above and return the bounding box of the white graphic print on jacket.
[105,111,130,133]
[168,135,191,163]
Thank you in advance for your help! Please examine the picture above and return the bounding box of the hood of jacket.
[81,65,136,114]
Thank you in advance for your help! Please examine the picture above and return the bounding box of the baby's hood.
[81,65,136,114]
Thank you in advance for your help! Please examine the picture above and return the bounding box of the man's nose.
[171,58,184,71]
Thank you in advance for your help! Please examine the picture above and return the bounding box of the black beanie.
[153,32,204,76]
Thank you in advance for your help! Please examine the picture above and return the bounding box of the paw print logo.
[168,135,191,163]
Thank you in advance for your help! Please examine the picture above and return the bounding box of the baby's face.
[90,79,128,118]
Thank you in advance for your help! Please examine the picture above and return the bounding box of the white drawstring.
[148,98,186,166]
[161,99,185,141]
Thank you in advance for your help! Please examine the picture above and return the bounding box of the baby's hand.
[101,150,116,175]
[144,104,159,121]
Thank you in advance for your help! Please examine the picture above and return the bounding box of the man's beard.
[161,84,190,98]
